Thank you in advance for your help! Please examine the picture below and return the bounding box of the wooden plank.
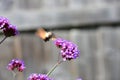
[0,5,120,30]
[13,36,24,80]
[101,27,120,80]
[0,37,14,80]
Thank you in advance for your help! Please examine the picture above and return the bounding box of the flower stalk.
[0,36,7,45]
[47,60,63,76]
[12,71,16,80]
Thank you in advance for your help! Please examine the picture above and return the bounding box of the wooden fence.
[0,0,120,80]
[0,27,120,80]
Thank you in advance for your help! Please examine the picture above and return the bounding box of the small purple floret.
[28,73,52,80]
[54,38,80,61]
[0,16,9,29]
[7,59,26,72]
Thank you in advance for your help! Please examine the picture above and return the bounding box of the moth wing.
[36,28,47,40]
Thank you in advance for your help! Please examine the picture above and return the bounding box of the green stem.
[12,71,16,80]
[47,61,62,76]
[0,36,7,45]
[57,52,60,62]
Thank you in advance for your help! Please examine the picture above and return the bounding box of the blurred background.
[0,0,120,80]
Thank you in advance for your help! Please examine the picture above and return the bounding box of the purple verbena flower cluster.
[28,73,52,80]
[54,38,80,61]
[76,78,82,80]
[0,16,19,37]
[7,59,26,72]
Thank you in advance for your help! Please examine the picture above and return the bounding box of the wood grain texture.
[0,27,119,80]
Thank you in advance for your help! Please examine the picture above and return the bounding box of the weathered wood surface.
[0,27,120,80]
[0,0,120,30]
